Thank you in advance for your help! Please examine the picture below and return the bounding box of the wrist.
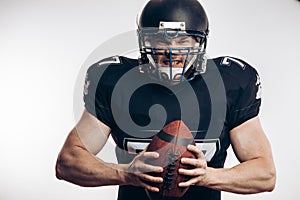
[204,167,229,190]
[203,167,222,189]
[113,163,130,185]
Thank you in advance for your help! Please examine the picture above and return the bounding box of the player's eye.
[156,40,167,44]
[178,40,189,44]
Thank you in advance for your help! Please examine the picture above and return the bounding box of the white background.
[1,0,300,199]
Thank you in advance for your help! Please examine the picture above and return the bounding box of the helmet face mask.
[137,0,209,83]
[138,26,207,83]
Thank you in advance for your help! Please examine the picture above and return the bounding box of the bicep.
[230,116,273,163]
[71,109,111,155]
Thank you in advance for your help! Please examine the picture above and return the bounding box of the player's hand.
[178,144,208,187]
[124,149,163,192]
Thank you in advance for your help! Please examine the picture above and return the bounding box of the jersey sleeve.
[83,62,114,128]
[226,58,262,129]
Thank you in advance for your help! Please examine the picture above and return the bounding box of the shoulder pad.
[97,56,123,67]
[213,56,258,76]
[211,56,253,71]
[210,56,259,89]
[219,56,247,70]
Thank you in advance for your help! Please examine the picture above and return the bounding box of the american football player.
[56,0,276,199]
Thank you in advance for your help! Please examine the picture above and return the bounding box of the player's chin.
[173,74,185,81]
[166,74,186,85]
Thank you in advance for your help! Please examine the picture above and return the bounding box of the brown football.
[145,120,196,200]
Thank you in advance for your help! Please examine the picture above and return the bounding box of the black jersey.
[83,56,262,200]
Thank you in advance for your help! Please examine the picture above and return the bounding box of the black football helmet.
[137,0,209,83]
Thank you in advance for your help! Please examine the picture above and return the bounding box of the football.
[145,120,196,200]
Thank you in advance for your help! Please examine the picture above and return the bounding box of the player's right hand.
[124,149,163,192]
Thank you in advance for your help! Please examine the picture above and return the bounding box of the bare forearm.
[56,147,127,187]
[55,128,127,187]
[205,158,276,194]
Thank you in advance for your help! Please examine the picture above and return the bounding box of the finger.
[140,163,163,173]
[139,151,160,161]
[187,144,205,159]
[139,181,160,192]
[178,177,198,188]
[181,157,206,168]
[178,167,206,177]
[139,173,163,183]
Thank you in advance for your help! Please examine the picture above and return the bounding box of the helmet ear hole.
[194,36,202,43]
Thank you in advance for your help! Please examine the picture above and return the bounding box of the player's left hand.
[178,144,208,187]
